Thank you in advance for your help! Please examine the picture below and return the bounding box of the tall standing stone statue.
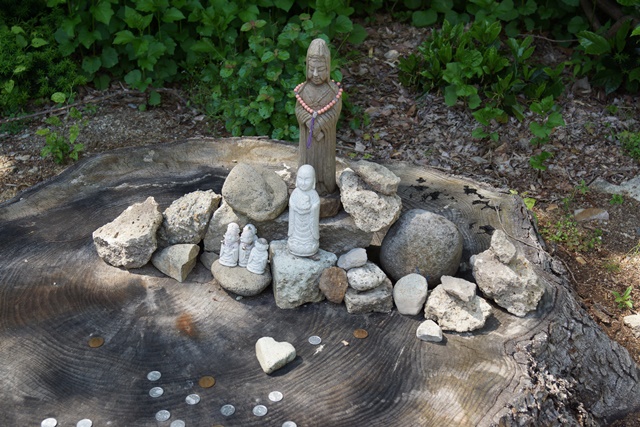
[294,38,343,196]
[287,165,320,257]
[219,222,240,267]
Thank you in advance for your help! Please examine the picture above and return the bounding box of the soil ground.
[1,16,639,425]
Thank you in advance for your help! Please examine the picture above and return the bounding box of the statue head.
[296,164,316,191]
[224,222,240,242]
[241,224,257,243]
[306,38,331,86]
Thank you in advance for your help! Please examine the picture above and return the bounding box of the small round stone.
[252,405,268,417]
[282,422,297,427]
[220,404,235,416]
[308,335,322,345]
[149,387,164,398]
[353,329,369,339]
[87,336,104,348]
[268,391,283,402]
[41,418,57,427]
[198,375,216,388]
[77,420,93,427]
[185,393,200,405]
[155,410,171,422]
[147,370,161,381]
[170,421,186,427]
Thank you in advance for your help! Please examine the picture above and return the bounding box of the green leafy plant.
[37,94,86,163]
[610,194,625,205]
[542,215,602,252]
[617,130,640,160]
[611,285,634,310]
[528,95,565,170]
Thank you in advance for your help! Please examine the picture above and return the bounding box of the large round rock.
[380,209,463,284]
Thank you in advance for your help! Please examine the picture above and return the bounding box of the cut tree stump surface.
[1,138,638,426]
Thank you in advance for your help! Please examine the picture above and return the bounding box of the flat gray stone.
[344,279,393,314]
[393,273,428,315]
[270,240,336,309]
[199,251,218,270]
[424,285,492,333]
[623,314,640,338]
[440,276,476,303]
[350,160,401,196]
[93,196,163,268]
[346,261,387,291]
[591,175,640,202]
[157,190,220,247]
[211,260,271,296]
[151,244,200,282]
[221,163,288,222]
[255,337,296,374]
[337,248,368,270]
[416,320,443,342]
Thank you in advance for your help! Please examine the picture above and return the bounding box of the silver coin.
[308,335,322,345]
[185,393,200,405]
[170,421,186,427]
[147,370,161,381]
[282,422,297,427]
[149,386,164,398]
[155,410,171,422]
[41,419,57,427]
[268,391,283,402]
[220,404,236,416]
[77,420,93,427]
[252,404,268,417]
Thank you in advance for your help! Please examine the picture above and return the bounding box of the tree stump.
[0,138,638,426]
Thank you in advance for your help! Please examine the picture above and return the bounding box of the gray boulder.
[211,260,271,296]
[380,209,463,284]
[337,248,368,270]
[424,282,492,332]
[344,279,393,314]
[471,230,545,317]
[350,160,401,195]
[416,320,443,342]
[346,261,387,291]
[221,163,288,222]
[93,196,163,268]
[338,169,402,233]
[151,244,200,282]
[157,190,220,246]
[393,273,429,315]
[270,240,337,309]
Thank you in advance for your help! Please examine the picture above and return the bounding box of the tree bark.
[0,138,638,426]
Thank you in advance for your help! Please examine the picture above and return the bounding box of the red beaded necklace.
[294,80,343,148]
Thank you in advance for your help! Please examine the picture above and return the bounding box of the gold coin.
[353,329,368,339]
[88,336,104,348]
[199,375,216,388]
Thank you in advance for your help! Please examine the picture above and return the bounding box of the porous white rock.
[338,169,402,233]
[350,160,401,196]
[393,273,429,315]
[380,209,463,284]
[221,163,288,222]
[157,190,220,246]
[337,248,368,270]
[151,244,200,282]
[93,196,163,268]
[471,230,545,317]
[269,240,336,309]
[623,314,640,337]
[255,337,296,374]
[346,261,387,291]
[211,260,271,296]
[490,229,517,264]
[424,284,492,332]
[440,275,475,302]
[416,320,443,342]
[344,279,393,314]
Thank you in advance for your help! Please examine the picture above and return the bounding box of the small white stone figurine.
[247,238,269,275]
[287,164,320,257]
[219,222,240,267]
[238,223,257,268]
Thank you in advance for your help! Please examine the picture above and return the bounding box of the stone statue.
[294,38,343,196]
[219,222,240,267]
[238,223,257,268]
[247,238,269,275]
[287,165,320,257]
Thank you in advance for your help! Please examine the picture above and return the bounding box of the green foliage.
[611,286,634,310]
[618,130,640,160]
[610,194,625,205]
[542,215,602,252]
[37,96,86,164]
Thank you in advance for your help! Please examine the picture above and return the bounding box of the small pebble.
[253,405,268,417]
[185,394,200,405]
[220,404,236,416]
[41,418,57,427]
[155,410,171,422]
[268,391,283,402]
[308,335,322,345]
[147,371,162,381]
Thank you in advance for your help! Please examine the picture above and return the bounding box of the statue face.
[297,166,315,191]
[307,57,328,85]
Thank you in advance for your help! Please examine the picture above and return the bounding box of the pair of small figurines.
[219,223,269,275]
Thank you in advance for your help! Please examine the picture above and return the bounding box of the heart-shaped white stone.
[255,337,296,374]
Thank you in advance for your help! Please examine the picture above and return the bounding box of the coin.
[220,404,235,416]
[268,391,283,402]
[77,420,93,427]
[155,410,171,422]
[282,422,297,427]
[198,375,216,388]
[147,370,162,381]
[41,418,57,427]
[170,421,186,427]
[308,335,322,345]
[149,387,164,398]
[185,393,200,405]
[87,336,104,348]
[353,329,369,339]
[252,405,268,416]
